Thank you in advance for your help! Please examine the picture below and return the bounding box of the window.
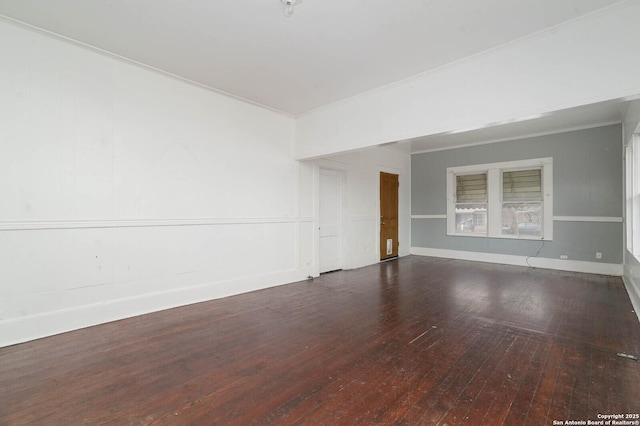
[455,173,487,235]
[626,134,640,256]
[447,158,553,240]
[501,169,542,237]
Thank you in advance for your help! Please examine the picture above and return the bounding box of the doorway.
[380,172,399,260]
[319,169,343,273]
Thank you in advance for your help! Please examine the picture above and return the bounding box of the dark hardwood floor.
[1,256,640,425]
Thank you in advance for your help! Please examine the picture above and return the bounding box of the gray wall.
[411,124,623,263]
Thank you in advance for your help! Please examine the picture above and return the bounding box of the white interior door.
[319,169,343,273]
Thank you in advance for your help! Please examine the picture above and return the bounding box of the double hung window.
[446,158,553,240]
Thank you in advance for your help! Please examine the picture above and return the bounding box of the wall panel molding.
[412,215,623,223]
[552,216,622,223]
[0,217,314,231]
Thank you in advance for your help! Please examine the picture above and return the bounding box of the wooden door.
[319,170,343,273]
[380,172,399,260]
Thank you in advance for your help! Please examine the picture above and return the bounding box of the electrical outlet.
[596,252,602,259]
[560,255,568,260]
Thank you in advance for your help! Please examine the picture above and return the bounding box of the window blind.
[456,173,487,202]
[502,169,542,201]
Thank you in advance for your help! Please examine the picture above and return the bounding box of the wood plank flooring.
[1,256,640,425]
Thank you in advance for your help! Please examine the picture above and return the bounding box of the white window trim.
[628,134,640,258]
[447,157,553,240]
[626,141,634,255]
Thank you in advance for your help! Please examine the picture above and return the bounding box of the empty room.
[1,1,640,425]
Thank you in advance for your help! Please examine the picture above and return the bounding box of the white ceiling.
[0,0,626,117]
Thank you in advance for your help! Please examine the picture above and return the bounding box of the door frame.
[379,170,400,261]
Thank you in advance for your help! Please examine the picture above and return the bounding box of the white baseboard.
[0,267,314,348]
[410,247,623,276]
[623,266,640,323]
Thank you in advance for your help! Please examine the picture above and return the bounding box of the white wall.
[0,19,315,347]
[295,1,640,159]
[623,99,640,321]
[312,146,411,271]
